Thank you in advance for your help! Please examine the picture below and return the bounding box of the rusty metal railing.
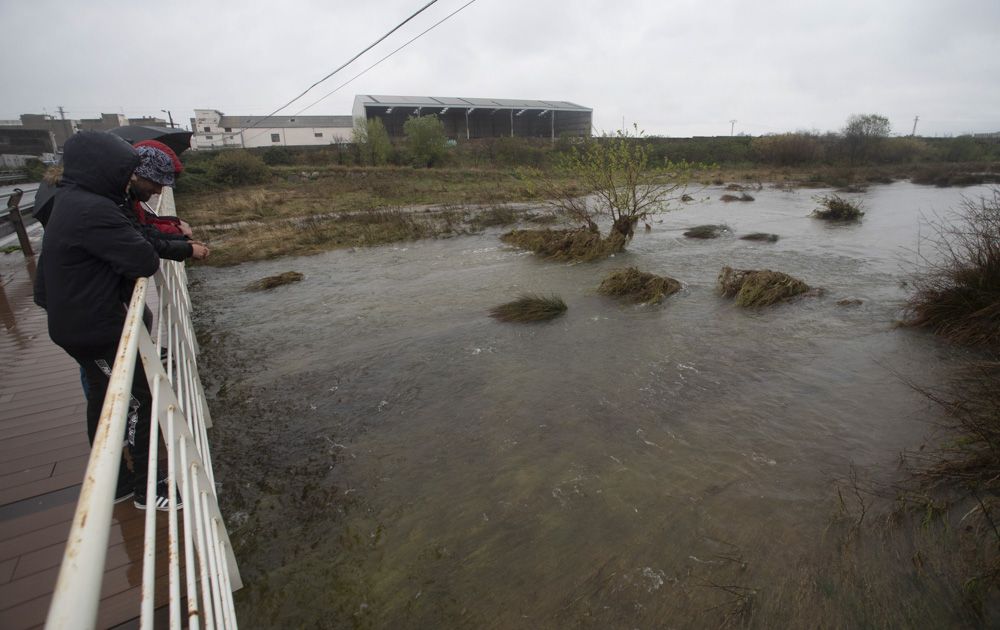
[45,188,241,629]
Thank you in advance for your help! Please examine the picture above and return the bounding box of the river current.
[192,182,994,628]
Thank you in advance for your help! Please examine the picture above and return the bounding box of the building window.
[271,133,281,143]
[205,135,213,140]
[314,132,323,138]
[224,127,232,132]
[203,126,211,132]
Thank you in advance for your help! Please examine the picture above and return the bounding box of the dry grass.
[245,271,304,292]
[718,266,811,307]
[500,228,626,262]
[905,190,1000,349]
[489,294,567,322]
[684,224,730,239]
[598,267,681,304]
[812,194,865,221]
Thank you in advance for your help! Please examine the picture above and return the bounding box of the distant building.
[18,114,77,148]
[77,113,128,132]
[352,95,593,140]
[0,127,58,158]
[128,116,169,127]
[189,109,354,150]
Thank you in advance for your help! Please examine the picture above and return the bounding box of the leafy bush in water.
[598,267,680,304]
[210,150,270,186]
[718,266,810,307]
[812,194,864,221]
[489,294,567,322]
[906,190,1000,348]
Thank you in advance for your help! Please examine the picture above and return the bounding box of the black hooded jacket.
[34,131,160,354]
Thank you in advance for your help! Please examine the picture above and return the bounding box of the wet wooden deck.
[0,234,171,629]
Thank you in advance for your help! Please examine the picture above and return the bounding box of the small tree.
[353,118,392,166]
[403,115,447,167]
[843,113,891,164]
[547,126,687,243]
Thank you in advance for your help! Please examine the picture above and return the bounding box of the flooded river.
[192,182,993,628]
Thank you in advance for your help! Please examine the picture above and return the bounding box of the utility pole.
[911,115,919,137]
[161,109,175,128]
[729,119,737,136]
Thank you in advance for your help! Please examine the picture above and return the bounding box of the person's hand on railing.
[190,242,210,260]
[179,219,194,238]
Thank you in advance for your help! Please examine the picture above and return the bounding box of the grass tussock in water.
[684,224,730,239]
[740,232,780,242]
[905,191,1000,349]
[245,271,304,292]
[812,194,865,221]
[500,228,626,262]
[598,267,681,305]
[718,266,811,307]
[720,192,755,202]
[489,294,567,322]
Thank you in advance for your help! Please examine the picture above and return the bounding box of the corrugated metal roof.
[218,115,354,129]
[356,95,591,112]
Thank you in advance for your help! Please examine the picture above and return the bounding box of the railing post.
[5,188,35,257]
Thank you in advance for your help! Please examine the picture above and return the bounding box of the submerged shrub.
[500,228,626,262]
[812,194,864,221]
[490,294,567,322]
[718,266,810,307]
[245,271,304,291]
[740,232,780,242]
[684,224,729,239]
[905,190,1000,348]
[598,267,681,304]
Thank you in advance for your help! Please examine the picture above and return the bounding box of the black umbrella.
[108,125,193,155]
[31,179,57,226]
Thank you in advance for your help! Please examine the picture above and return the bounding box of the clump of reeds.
[598,267,681,305]
[489,294,567,322]
[684,224,729,239]
[245,271,304,291]
[681,194,694,202]
[740,232,779,242]
[718,266,810,307]
[904,190,1000,349]
[720,193,755,202]
[812,194,864,221]
[500,228,625,262]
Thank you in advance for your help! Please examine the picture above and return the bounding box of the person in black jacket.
[33,130,176,510]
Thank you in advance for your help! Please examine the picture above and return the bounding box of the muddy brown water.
[192,183,995,628]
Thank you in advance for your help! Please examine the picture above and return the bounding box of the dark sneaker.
[134,479,183,511]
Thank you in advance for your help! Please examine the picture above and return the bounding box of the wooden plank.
[0,444,89,477]
[0,502,76,542]
[0,472,83,508]
[0,464,55,491]
[0,557,16,584]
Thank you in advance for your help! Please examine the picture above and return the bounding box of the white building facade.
[190,109,354,150]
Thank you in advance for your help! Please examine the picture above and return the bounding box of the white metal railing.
[45,189,241,629]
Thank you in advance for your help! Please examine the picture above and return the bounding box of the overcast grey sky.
[2,0,998,137]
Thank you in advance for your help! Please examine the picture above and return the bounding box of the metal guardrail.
[44,189,241,629]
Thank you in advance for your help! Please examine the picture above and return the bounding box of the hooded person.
[129,145,209,262]
[33,130,179,510]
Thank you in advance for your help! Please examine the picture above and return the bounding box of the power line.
[295,0,480,116]
[240,0,479,145]
[242,0,442,133]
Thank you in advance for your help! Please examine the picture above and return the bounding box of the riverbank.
[178,162,999,266]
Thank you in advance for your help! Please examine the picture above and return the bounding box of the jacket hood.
[61,131,140,201]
